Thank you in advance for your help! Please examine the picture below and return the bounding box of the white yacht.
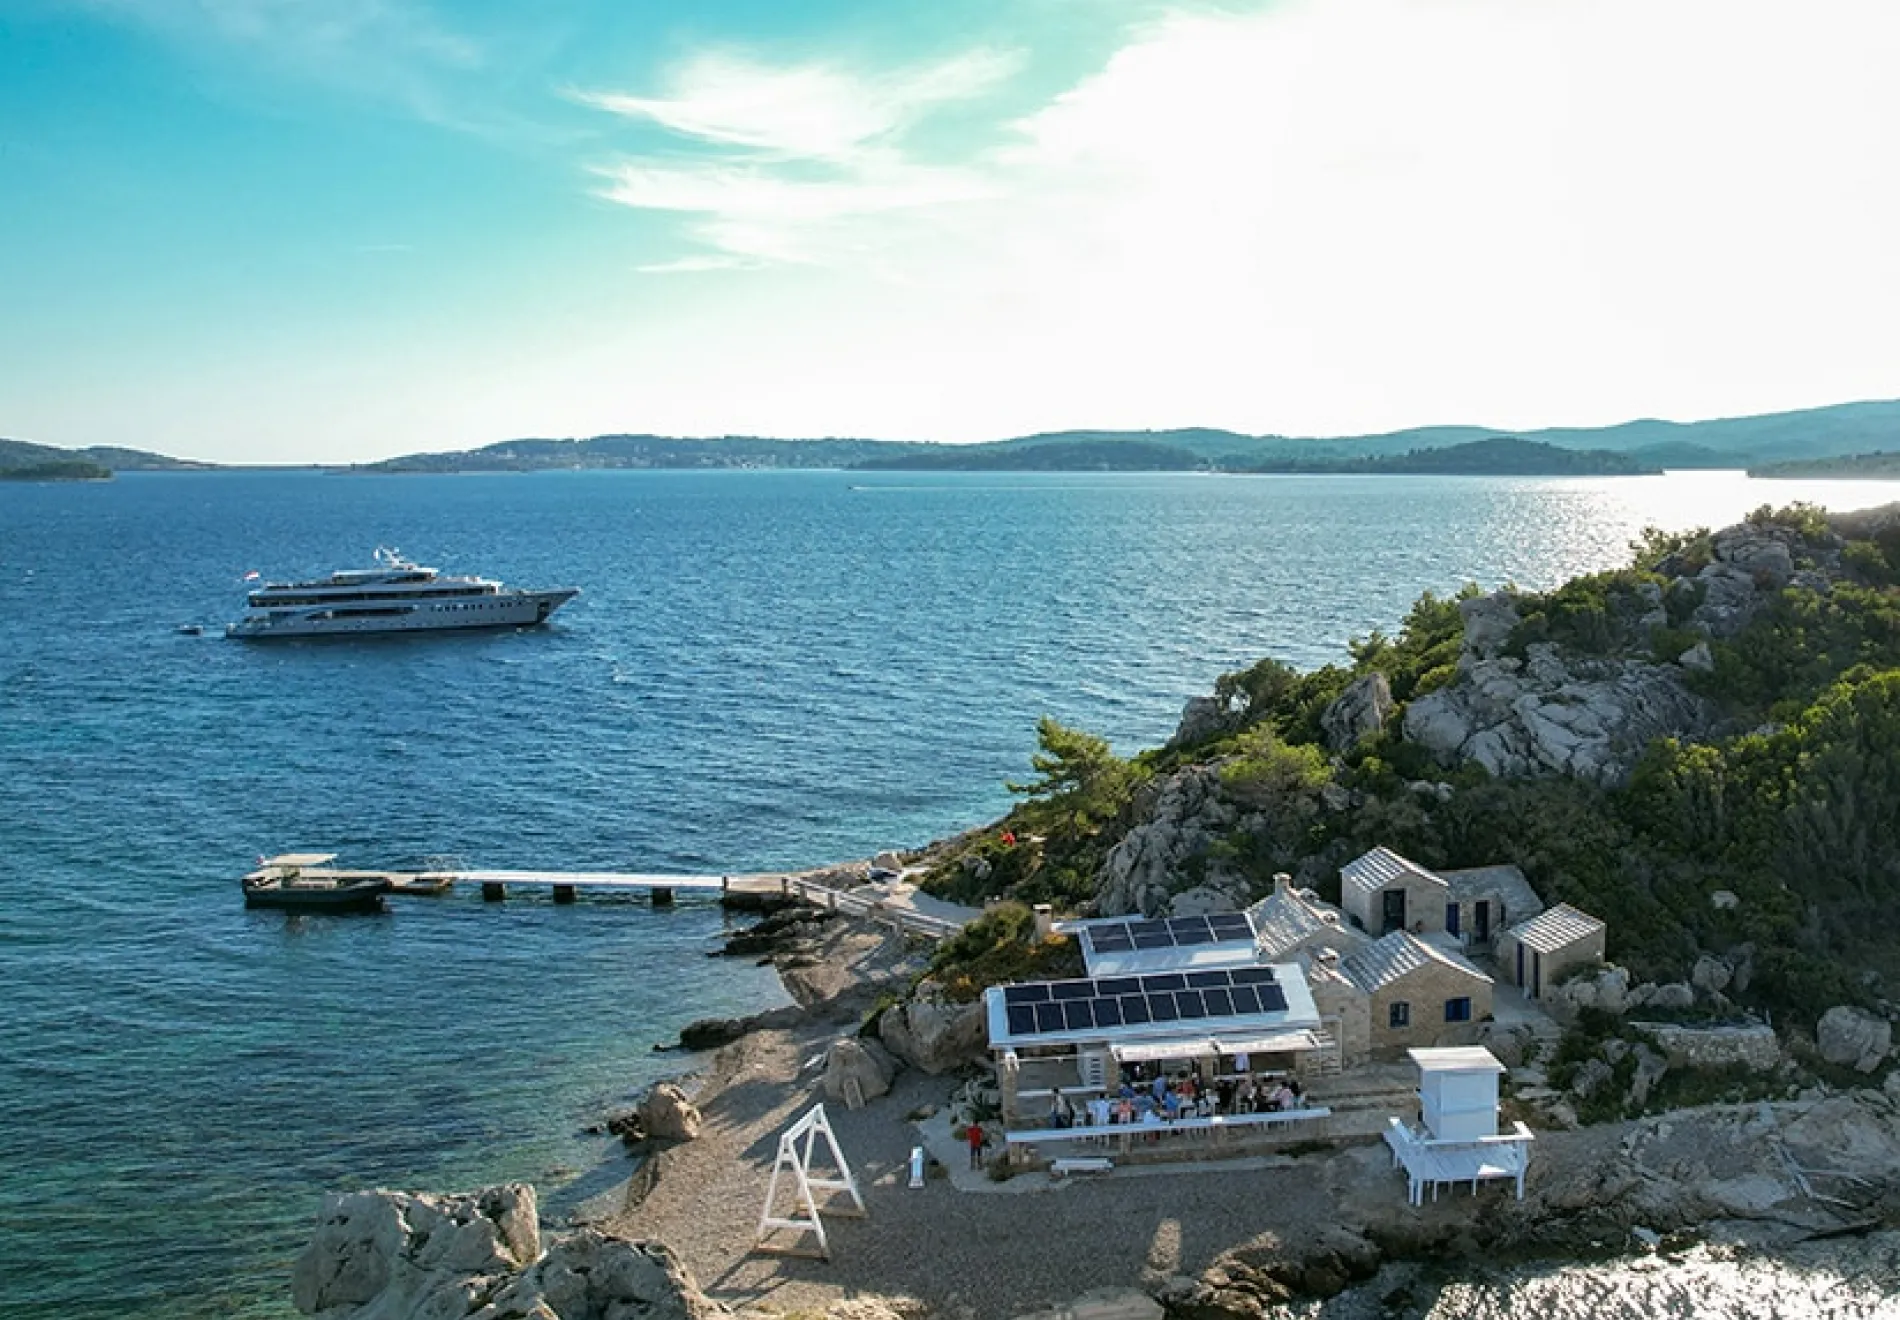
[226,549,578,639]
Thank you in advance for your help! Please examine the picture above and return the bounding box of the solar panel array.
[999,967,1287,1038]
[1081,912,1254,953]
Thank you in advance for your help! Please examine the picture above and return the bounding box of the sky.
[3,0,1899,465]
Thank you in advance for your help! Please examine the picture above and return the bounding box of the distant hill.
[0,459,112,481]
[351,434,922,473]
[1750,451,1900,480]
[1234,437,1658,476]
[356,400,1900,474]
[0,438,213,472]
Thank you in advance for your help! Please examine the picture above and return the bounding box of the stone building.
[1438,863,1544,953]
[1248,873,1371,962]
[1341,846,1450,937]
[1340,930,1494,1056]
[1498,903,1606,1000]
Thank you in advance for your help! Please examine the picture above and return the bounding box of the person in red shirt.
[967,1120,986,1169]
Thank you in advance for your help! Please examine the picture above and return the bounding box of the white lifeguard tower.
[1383,1046,1533,1205]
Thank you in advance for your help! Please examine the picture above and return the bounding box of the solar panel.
[1077,912,1257,956]
[996,965,1300,1038]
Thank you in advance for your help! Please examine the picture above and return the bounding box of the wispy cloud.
[579,47,1023,267]
[576,48,1020,159]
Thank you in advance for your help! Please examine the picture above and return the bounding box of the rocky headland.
[292,503,1900,1319]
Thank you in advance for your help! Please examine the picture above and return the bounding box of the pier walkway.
[248,854,973,941]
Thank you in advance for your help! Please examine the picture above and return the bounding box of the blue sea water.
[4,467,1898,1319]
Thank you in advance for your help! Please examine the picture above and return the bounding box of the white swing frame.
[755,1102,867,1259]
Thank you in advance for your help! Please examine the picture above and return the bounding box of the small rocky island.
[293,502,1900,1320]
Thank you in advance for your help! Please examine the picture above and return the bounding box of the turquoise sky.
[5,0,1899,463]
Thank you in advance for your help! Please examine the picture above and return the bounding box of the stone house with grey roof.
[1341,847,1544,957]
[1499,903,1606,1000]
[1340,930,1495,1056]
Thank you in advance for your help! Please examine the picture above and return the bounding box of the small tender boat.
[242,853,390,914]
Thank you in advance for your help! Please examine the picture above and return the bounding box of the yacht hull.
[227,588,577,639]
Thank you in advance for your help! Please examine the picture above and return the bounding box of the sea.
[4,467,1899,1320]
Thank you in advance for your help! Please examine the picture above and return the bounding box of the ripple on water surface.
[5,468,1900,1318]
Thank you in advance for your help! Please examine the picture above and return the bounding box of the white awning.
[1110,1038,1217,1064]
[1214,1030,1322,1056]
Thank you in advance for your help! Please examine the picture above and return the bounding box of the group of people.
[1044,1070,1304,1131]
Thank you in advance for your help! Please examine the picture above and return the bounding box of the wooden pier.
[245,855,970,940]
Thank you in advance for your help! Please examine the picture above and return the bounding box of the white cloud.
[577,48,1020,160]
[573,0,1900,438]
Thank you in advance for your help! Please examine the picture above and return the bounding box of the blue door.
[1445,903,1460,937]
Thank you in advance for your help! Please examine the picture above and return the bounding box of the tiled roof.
[1340,930,1492,995]
[1507,903,1605,954]
[1247,886,1370,961]
[1341,846,1447,897]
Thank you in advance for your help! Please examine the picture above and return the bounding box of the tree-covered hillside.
[920,502,1900,1026]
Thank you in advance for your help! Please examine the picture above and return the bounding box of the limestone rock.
[1549,964,1632,1018]
[1402,641,1714,787]
[1690,955,1732,995]
[678,1018,747,1051]
[1817,1005,1893,1073]
[1645,982,1696,1011]
[638,1083,703,1143]
[1319,672,1394,752]
[292,1184,540,1319]
[1011,1286,1164,1320]
[1710,889,1740,911]
[1169,691,1245,749]
[823,1036,899,1104]
[484,1230,728,1320]
[1678,641,1715,673]
[878,995,987,1074]
[1459,590,1522,663]
[1636,1022,1781,1072]
[1095,765,1239,916]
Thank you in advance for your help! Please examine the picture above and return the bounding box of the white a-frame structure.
[756,1103,866,1260]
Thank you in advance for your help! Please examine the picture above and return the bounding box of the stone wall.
[1343,870,1449,939]
[1366,963,1493,1056]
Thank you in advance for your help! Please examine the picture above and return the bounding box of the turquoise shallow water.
[3,467,1898,1319]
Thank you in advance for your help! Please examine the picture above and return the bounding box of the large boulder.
[1403,642,1715,786]
[638,1083,703,1143]
[1547,963,1632,1018]
[292,1184,540,1319]
[1319,673,1394,752]
[1636,1022,1781,1072]
[823,1036,899,1104]
[879,995,987,1074]
[1096,765,1239,916]
[1169,691,1245,749]
[487,1230,728,1320]
[1817,1005,1893,1073]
